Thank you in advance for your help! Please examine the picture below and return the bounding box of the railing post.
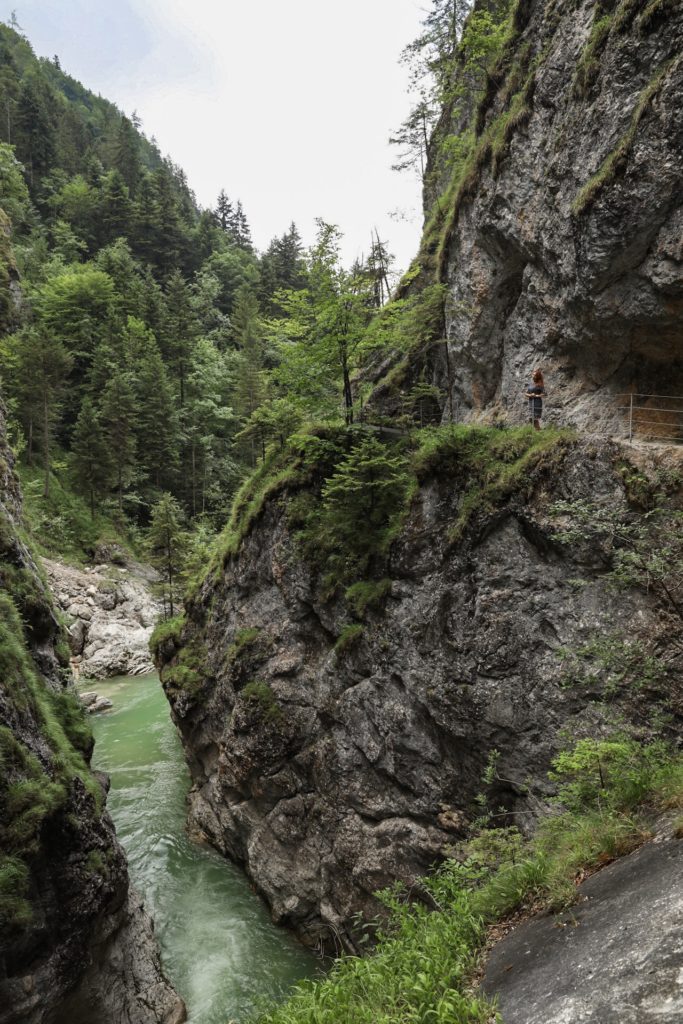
[629,393,634,441]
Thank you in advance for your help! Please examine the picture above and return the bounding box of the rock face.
[155,0,683,978]
[0,399,185,1024]
[159,437,683,952]
[482,821,683,1023]
[43,557,161,679]
[375,0,683,437]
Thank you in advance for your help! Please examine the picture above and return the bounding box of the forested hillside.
[0,19,397,576]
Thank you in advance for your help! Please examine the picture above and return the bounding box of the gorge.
[1,0,683,1021]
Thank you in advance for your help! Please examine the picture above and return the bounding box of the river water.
[89,674,318,1024]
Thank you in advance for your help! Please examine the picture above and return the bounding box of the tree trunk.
[167,531,174,618]
[343,365,354,425]
[340,342,354,426]
[42,392,50,498]
[191,440,197,518]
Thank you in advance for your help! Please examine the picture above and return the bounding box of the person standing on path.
[525,369,546,430]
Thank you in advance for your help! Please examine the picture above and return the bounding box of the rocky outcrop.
[159,436,682,952]
[0,398,185,1024]
[155,0,683,975]
[375,0,683,436]
[482,819,683,1022]
[44,557,160,680]
[52,890,186,1024]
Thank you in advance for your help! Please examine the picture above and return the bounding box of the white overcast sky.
[7,0,427,272]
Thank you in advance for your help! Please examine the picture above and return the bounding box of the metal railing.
[616,393,683,444]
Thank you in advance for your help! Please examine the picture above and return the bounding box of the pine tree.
[14,70,56,187]
[71,397,111,517]
[366,231,395,307]
[215,189,233,232]
[111,114,141,193]
[232,286,265,464]
[125,317,180,489]
[320,436,410,577]
[147,492,186,618]
[391,0,471,180]
[26,327,73,497]
[259,222,307,314]
[163,269,196,406]
[230,200,252,251]
[98,169,132,246]
[100,369,138,518]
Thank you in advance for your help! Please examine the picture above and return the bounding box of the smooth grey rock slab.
[482,835,683,1023]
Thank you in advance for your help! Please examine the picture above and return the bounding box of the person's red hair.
[532,369,544,386]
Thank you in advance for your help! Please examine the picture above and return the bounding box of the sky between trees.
[8,0,426,270]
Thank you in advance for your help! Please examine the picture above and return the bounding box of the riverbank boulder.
[44,557,161,679]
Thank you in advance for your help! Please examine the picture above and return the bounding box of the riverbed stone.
[89,696,114,714]
[44,557,162,679]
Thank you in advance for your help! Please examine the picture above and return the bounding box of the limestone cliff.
[374,0,683,433]
[159,431,682,952]
[0,398,185,1024]
[156,0,683,956]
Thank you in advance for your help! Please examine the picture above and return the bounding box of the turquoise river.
[89,673,318,1024]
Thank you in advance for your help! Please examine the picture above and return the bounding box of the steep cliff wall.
[157,0,683,955]
[159,430,682,951]
[375,0,683,433]
[0,398,185,1024]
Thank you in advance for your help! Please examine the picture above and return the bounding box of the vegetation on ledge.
[189,424,573,615]
[572,57,678,215]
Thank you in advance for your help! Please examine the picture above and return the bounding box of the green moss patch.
[241,681,283,723]
[345,579,393,619]
[159,639,207,700]
[149,613,186,662]
[334,624,365,656]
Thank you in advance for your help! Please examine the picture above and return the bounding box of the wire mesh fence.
[616,393,683,443]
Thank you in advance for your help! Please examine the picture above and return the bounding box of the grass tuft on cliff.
[414,424,574,541]
[252,736,683,1024]
[572,58,678,215]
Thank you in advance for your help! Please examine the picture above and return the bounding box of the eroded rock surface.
[482,826,683,1023]
[159,438,682,952]
[44,557,160,679]
[372,0,683,436]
